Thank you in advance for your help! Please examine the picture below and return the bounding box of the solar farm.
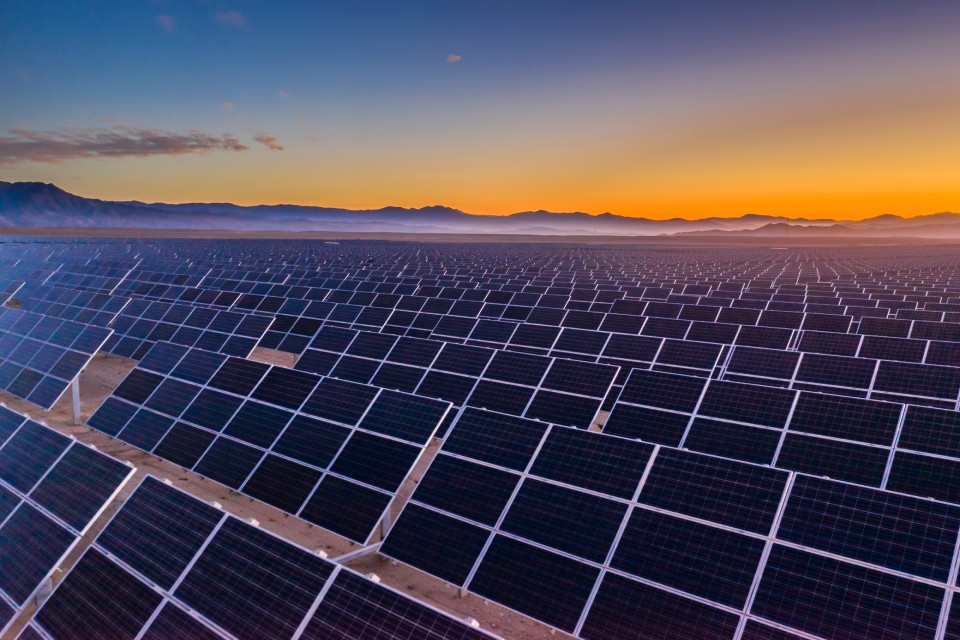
[3,237,960,640]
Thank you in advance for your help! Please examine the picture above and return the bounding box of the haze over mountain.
[2,181,958,238]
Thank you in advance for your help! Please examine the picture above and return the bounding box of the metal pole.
[71,377,81,425]
[380,509,392,540]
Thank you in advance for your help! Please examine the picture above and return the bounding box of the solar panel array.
[0,307,113,408]
[0,405,134,637]
[383,407,960,640]
[104,299,274,360]
[607,367,960,505]
[13,283,130,327]
[7,239,960,638]
[87,341,451,543]
[295,326,619,433]
[21,475,498,640]
[43,260,134,294]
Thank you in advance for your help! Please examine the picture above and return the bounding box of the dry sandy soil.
[0,350,565,640]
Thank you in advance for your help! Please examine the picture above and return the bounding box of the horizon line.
[5,179,958,223]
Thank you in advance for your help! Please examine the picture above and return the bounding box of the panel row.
[22,476,499,640]
[88,342,451,543]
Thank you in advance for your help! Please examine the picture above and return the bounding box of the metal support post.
[71,377,81,425]
[380,509,392,540]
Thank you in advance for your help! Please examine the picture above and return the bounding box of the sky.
[1,1,958,219]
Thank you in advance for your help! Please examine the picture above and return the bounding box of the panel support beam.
[332,542,382,564]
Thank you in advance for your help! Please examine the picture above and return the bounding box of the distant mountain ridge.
[1,181,957,237]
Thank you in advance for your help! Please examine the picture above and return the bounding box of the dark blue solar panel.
[639,449,788,534]
[698,381,795,428]
[752,545,944,640]
[618,370,705,412]
[778,475,960,581]
[500,479,626,563]
[298,475,393,543]
[29,445,131,532]
[0,503,76,604]
[358,390,448,444]
[468,535,598,633]
[0,421,71,493]
[443,409,548,471]
[97,477,222,589]
[34,548,163,640]
[612,506,764,607]
[580,573,740,640]
[603,404,689,445]
[381,503,490,586]
[173,518,334,640]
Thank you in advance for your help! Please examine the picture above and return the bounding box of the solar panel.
[0,408,134,637]
[682,418,781,464]
[873,360,960,402]
[24,476,499,640]
[638,448,789,534]
[611,507,764,607]
[751,545,944,640]
[11,236,960,639]
[105,300,273,360]
[13,283,130,327]
[776,433,889,485]
[87,342,450,543]
[777,475,960,581]
[384,409,789,636]
[795,352,876,391]
[0,308,112,409]
[617,369,706,412]
[580,572,740,640]
[697,380,796,428]
[725,346,800,381]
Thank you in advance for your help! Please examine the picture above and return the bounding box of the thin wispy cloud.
[0,127,250,166]
[447,53,462,63]
[222,102,235,111]
[277,89,290,98]
[254,134,284,151]
[156,15,176,34]
[215,11,248,28]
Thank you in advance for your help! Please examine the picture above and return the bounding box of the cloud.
[157,15,176,34]
[447,53,462,63]
[277,89,290,99]
[0,127,249,166]
[215,10,248,27]
[254,134,284,151]
[222,102,234,111]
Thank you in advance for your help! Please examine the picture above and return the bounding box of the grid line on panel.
[460,422,555,591]
[734,473,797,640]
[573,445,661,636]
[881,404,909,490]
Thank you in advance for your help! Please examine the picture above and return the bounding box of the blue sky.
[2,1,959,218]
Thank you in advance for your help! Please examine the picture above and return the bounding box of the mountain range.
[1,180,958,238]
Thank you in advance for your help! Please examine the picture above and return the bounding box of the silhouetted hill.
[1,181,957,237]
